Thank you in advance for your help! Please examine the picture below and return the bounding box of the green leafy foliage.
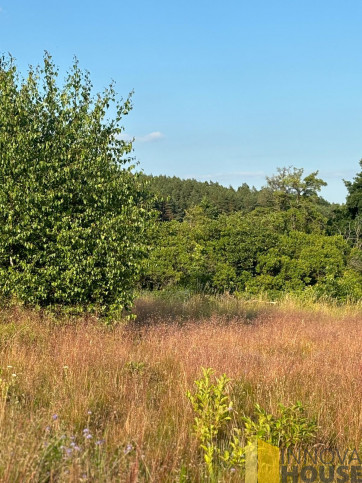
[219,428,245,470]
[187,369,319,479]
[187,368,232,445]
[143,205,356,299]
[266,166,327,211]
[0,53,151,315]
[345,160,362,219]
[249,231,349,295]
[186,368,232,477]
[243,401,319,448]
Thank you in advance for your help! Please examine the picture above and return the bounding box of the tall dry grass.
[0,296,360,481]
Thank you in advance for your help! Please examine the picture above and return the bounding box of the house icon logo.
[245,439,280,483]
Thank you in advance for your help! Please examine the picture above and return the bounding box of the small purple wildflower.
[230,467,236,473]
[124,444,133,455]
[45,426,51,432]
[87,410,92,415]
[66,448,72,456]
[52,414,58,420]
[96,439,105,446]
[85,434,92,440]
[83,428,90,434]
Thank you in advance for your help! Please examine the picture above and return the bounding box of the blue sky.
[1,0,362,203]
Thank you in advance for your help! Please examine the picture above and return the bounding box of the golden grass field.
[0,294,361,482]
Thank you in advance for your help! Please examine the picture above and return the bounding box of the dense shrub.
[143,208,358,299]
[0,54,151,314]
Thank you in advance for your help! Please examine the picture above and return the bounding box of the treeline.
[141,169,336,222]
[141,165,362,300]
[141,175,259,220]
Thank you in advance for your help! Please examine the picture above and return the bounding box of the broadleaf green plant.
[0,53,152,316]
[243,401,319,448]
[186,368,232,478]
[187,369,320,480]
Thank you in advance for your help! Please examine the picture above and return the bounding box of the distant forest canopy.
[140,164,362,300]
[141,167,337,222]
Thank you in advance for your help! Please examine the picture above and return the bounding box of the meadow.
[0,293,360,482]
[1,49,361,483]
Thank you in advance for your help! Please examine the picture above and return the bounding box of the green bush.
[243,401,318,448]
[186,368,232,477]
[143,209,355,300]
[248,232,349,295]
[0,54,151,315]
[187,369,319,480]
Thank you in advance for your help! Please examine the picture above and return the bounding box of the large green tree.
[345,160,362,218]
[0,53,151,314]
[265,166,327,210]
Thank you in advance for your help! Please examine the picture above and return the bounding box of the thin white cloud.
[136,131,165,143]
[116,131,165,144]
